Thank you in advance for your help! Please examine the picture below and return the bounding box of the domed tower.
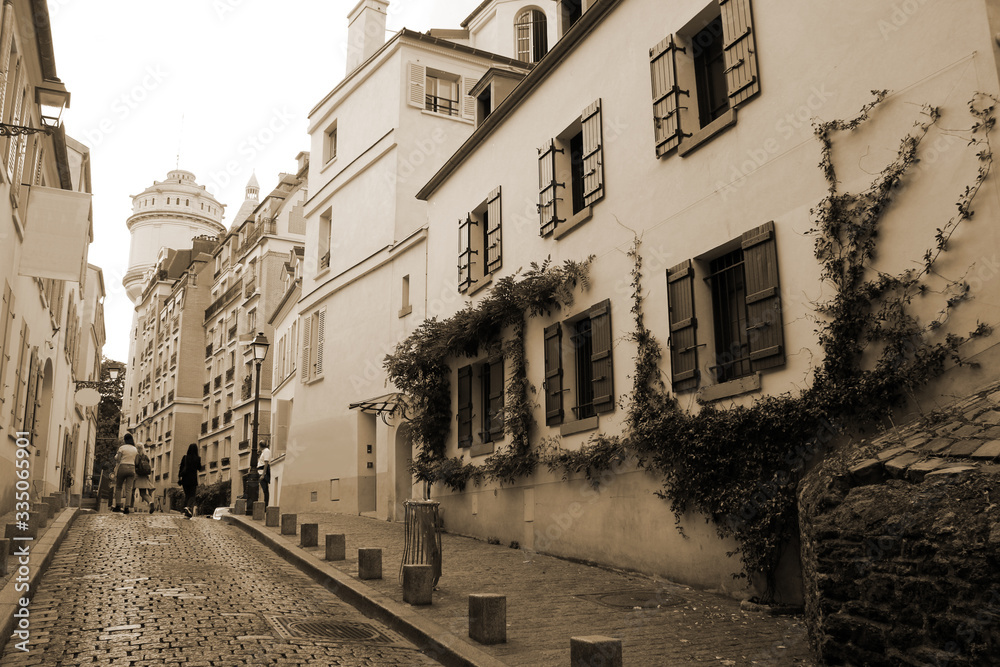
[122,170,227,303]
[229,172,261,231]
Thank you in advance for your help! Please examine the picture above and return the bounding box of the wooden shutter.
[485,186,502,274]
[667,260,699,391]
[487,357,504,440]
[457,364,473,447]
[0,1,13,125]
[6,57,21,176]
[581,99,604,207]
[407,62,426,109]
[314,309,326,376]
[537,139,562,235]
[589,300,614,414]
[650,34,688,158]
[12,109,26,200]
[458,214,475,292]
[22,347,38,436]
[11,322,26,427]
[300,316,311,383]
[741,220,784,371]
[462,76,477,120]
[0,283,11,405]
[543,323,563,425]
[719,0,760,107]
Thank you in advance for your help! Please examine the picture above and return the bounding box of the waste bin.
[401,499,442,585]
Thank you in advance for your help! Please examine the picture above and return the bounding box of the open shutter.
[589,300,614,414]
[487,357,504,440]
[22,347,37,436]
[457,364,473,447]
[458,214,476,292]
[581,99,604,207]
[407,62,426,109]
[543,323,564,425]
[485,186,502,274]
[0,283,11,402]
[667,260,699,391]
[314,309,326,376]
[11,322,26,427]
[0,1,13,122]
[741,221,784,371]
[719,0,760,107]
[12,108,27,200]
[538,140,562,235]
[650,35,688,158]
[462,76,478,120]
[6,58,21,177]
[300,316,311,383]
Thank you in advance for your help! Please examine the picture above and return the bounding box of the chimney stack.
[346,0,389,75]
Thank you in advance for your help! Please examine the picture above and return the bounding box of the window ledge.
[697,372,761,403]
[559,415,599,436]
[420,109,473,125]
[553,205,592,240]
[320,157,339,175]
[678,108,737,158]
[398,304,413,318]
[314,266,331,281]
[467,274,493,297]
[470,440,497,458]
[305,375,325,386]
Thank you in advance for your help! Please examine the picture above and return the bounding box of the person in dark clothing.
[178,443,203,518]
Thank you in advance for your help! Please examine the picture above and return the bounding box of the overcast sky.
[46,0,481,363]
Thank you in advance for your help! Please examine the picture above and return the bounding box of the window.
[425,70,459,116]
[406,62,476,121]
[318,209,332,271]
[301,308,325,383]
[457,357,504,453]
[458,187,502,293]
[558,0,584,36]
[515,8,548,63]
[649,0,760,158]
[666,221,785,393]
[543,299,614,427]
[324,122,338,163]
[0,282,14,407]
[538,100,604,236]
[399,275,412,318]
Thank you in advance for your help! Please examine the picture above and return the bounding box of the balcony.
[223,409,233,424]
[221,457,230,466]
[205,343,213,358]
[201,421,208,435]
[204,280,243,321]
[212,416,220,430]
[209,461,218,470]
[238,218,277,255]
[244,278,257,298]
[225,368,235,383]
[214,375,222,390]
[238,439,249,451]
[203,382,211,396]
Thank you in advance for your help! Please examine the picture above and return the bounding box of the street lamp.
[244,332,270,514]
[0,80,70,136]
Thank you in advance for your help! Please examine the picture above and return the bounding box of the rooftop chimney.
[346,0,389,75]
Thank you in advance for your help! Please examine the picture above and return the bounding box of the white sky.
[45,0,482,363]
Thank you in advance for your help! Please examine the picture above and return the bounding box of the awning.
[349,392,404,416]
[19,185,93,282]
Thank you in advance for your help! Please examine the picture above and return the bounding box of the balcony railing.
[221,457,230,466]
[238,439,249,451]
[223,409,232,424]
[201,422,208,434]
[214,376,222,390]
[225,368,235,383]
[203,382,211,396]
[211,416,220,430]
[244,279,257,298]
[205,343,213,358]
[204,280,243,321]
[238,218,277,255]
[209,461,218,470]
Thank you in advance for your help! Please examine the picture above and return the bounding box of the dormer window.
[515,9,548,63]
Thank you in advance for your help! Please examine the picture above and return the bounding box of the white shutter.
[0,2,14,118]
[408,62,426,109]
[314,309,326,376]
[462,76,477,120]
[300,316,311,383]
[6,57,22,177]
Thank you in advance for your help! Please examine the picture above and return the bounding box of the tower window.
[515,9,548,63]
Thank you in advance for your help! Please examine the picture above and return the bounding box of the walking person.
[178,443,203,519]
[113,433,139,514]
[133,442,155,513]
[257,441,272,507]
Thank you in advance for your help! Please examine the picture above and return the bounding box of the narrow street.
[0,513,440,666]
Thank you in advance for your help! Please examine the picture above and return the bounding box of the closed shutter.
[0,2,13,128]
[581,99,604,207]
[487,358,504,440]
[407,62,426,109]
[667,260,699,391]
[275,400,291,453]
[0,283,11,406]
[458,214,475,292]
[11,322,26,427]
[650,34,688,158]
[457,364,473,447]
[314,309,326,376]
[12,111,27,201]
[537,139,562,235]
[589,299,614,414]
[719,0,760,107]
[741,220,784,371]
[462,76,478,120]
[23,348,37,436]
[300,316,311,383]
[543,323,563,425]
[485,186,502,274]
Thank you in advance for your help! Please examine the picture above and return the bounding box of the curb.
[0,507,80,656]
[222,513,507,667]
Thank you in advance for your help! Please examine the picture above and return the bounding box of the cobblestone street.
[0,513,439,666]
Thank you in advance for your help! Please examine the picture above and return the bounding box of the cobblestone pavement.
[266,511,816,666]
[0,512,440,666]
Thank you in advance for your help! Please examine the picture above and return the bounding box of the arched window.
[515,9,548,63]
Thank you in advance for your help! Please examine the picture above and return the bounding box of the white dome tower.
[122,170,227,303]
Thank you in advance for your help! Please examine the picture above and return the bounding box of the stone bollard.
[98,499,109,514]
[325,534,346,561]
[358,548,382,580]
[6,522,36,542]
[570,636,623,667]
[0,539,8,575]
[402,564,434,605]
[469,594,506,644]
[27,511,43,535]
[281,514,297,536]
[46,494,63,512]
[300,524,318,548]
[265,506,280,527]
[252,502,265,521]
[36,502,54,520]
[234,498,247,515]
[70,493,81,507]
[32,505,49,528]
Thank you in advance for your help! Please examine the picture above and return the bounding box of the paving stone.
[849,458,884,486]
[921,438,954,453]
[885,452,922,477]
[926,465,978,479]
[946,440,983,457]
[978,410,1000,426]
[971,440,1000,459]
[951,424,981,438]
[906,458,948,482]
[937,421,964,435]
[876,445,910,461]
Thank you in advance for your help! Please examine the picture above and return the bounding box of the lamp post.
[76,363,124,499]
[244,332,269,514]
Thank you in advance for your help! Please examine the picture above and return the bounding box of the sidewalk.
[224,510,814,666]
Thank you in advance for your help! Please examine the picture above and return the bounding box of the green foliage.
[92,358,126,485]
[195,479,231,516]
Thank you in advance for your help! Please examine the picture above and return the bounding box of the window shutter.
[537,139,562,236]
[667,260,699,391]
[12,322,26,428]
[462,76,477,120]
[543,323,564,425]
[300,316,311,383]
[0,2,13,122]
[581,99,604,207]
[485,186,502,275]
[741,220,784,371]
[719,0,760,107]
[488,357,504,439]
[458,214,475,292]
[457,364,473,447]
[7,58,22,177]
[0,283,11,400]
[32,143,43,185]
[314,309,326,376]
[589,299,614,414]
[23,348,38,436]
[650,34,688,158]
[12,120,27,201]
[407,62,426,109]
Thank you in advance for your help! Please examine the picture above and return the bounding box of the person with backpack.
[178,443,203,518]
[112,433,139,514]
[133,441,155,513]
